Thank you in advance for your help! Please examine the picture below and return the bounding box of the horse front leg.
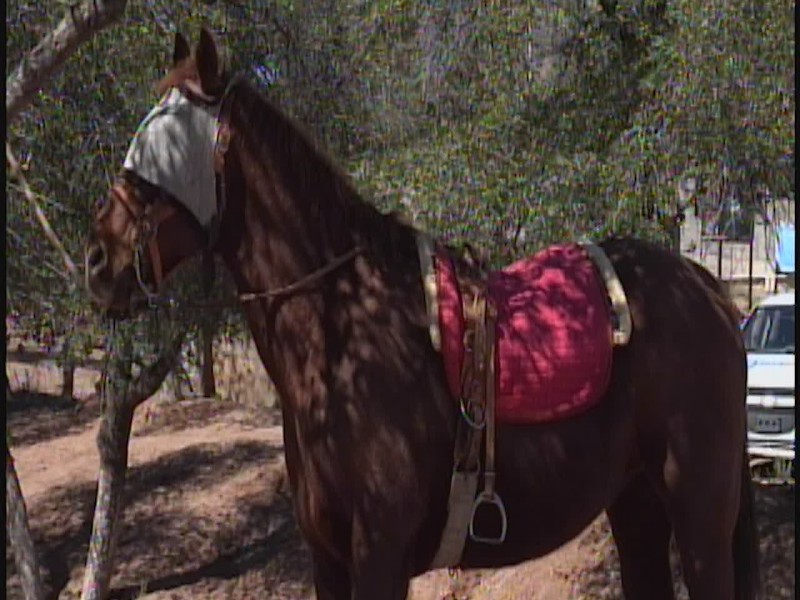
[311,547,351,600]
[349,518,414,600]
[310,530,413,600]
[350,553,412,600]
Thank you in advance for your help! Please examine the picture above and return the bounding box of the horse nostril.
[87,244,107,273]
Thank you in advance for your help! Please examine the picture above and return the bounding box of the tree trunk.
[6,0,128,123]
[201,325,216,398]
[6,445,47,600]
[670,220,681,254]
[80,331,184,600]
[200,253,217,399]
[79,402,134,600]
[62,364,76,399]
[61,335,75,399]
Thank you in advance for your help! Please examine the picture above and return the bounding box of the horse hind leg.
[670,502,737,600]
[732,456,760,600]
[654,385,748,598]
[668,453,759,600]
[607,471,676,600]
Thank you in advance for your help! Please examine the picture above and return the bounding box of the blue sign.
[776,224,795,274]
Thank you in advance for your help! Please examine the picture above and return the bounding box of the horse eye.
[95,197,107,212]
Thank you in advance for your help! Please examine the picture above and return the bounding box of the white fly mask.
[123,87,220,229]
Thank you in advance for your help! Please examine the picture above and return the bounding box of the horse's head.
[85,28,228,316]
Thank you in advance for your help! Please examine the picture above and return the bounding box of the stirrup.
[468,491,508,544]
[460,397,486,429]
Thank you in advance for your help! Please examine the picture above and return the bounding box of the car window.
[742,305,795,354]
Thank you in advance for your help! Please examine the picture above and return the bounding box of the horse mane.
[226,78,419,266]
[152,55,420,269]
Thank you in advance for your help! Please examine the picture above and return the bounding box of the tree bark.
[80,331,184,600]
[79,401,134,600]
[201,324,216,398]
[6,0,128,124]
[6,143,78,279]
[6,444,47,600]
[61,335,76,399]
[62,364,76,399]
[200,254,217,398]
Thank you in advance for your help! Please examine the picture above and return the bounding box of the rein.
[138,245,364,311]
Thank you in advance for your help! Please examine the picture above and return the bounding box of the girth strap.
[430,292,488,568]
[467,296,507,545]
[425,235,507,568]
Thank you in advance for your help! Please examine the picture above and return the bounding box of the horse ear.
[173,32,191,66]
[195,26,222,95]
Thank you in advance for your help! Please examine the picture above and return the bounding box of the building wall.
[680,198,795,311]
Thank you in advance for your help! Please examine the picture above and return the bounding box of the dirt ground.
[5,351,796,600]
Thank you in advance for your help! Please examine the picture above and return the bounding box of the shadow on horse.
[84,28,759,600]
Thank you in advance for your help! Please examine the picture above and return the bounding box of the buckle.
[147,295,176,309]
[460,397,486,429]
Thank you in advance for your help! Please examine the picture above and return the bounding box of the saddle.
[416,233,632,569]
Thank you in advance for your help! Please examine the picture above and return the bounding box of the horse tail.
[734,447,761,600]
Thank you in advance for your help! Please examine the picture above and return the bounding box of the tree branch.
[6,0,128,124]
[80,329,185,600]
[120,331,187,409]
[6,443,47,600]
[6,143,79,282]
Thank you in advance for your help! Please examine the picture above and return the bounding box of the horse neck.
[219,96,358,296]
[214,91,389,394]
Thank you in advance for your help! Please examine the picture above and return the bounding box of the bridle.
[113,75,363,312]
[105,180,177,303]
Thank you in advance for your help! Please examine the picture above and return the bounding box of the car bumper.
[746,393,794,460]
[747,433,795,460]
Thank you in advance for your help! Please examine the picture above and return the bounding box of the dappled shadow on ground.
[132,396,282,438]
[6,391,101,447]
[6,348,106,371]
[752,483,796,599]
[5,437,311,600]
[6,387,282,448]
[574,483,795,599]
[107,492,311,600]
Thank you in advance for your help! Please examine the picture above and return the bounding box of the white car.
[742,292,795,478]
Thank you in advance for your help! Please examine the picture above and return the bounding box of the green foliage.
[6,0,793,356]
[6,1,251,362]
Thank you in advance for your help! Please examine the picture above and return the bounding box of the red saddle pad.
[436,244,613,424]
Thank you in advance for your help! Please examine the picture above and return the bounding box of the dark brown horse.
[84,29,759,600]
